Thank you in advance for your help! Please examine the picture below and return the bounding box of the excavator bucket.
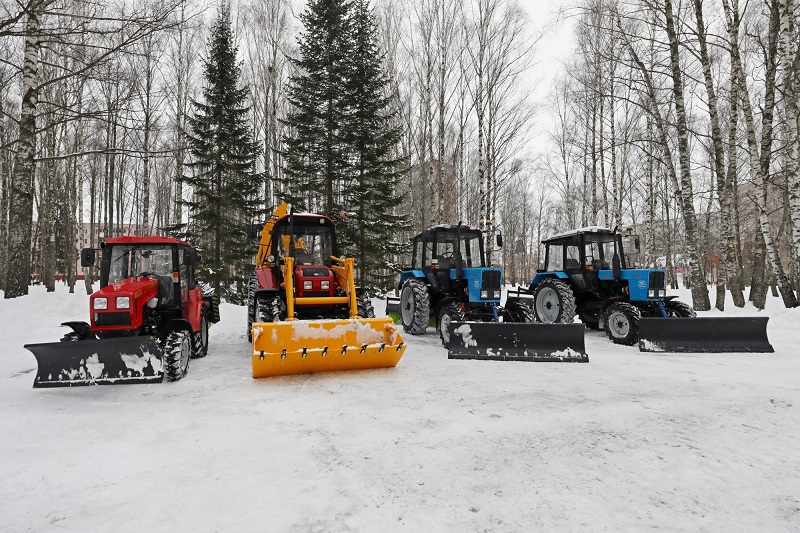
[638,317,774,353]
[252,317,407,378]
[25,336,165,388]
[447,322,588,362]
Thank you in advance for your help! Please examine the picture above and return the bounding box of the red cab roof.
[104,235,191,247]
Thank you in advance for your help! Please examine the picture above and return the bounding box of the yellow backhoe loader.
[247,204,406,377]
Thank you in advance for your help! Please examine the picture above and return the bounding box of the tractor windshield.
[584,233,619,270]
[435,230,485,268]
[107,245,174,283]
[275,223,334,265]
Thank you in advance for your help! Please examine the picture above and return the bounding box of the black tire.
[438,302,465,346]
[246,273,258,342]
[578,306,601,330]
[533,278,576,324]
[256,294,283,322]
[501,300,534,323]
[164,330,191,381]
[357,293,376,318]
[664,300,696,318]
[191,315,209,359]
[602,302,640,346]
[400,279,430,335]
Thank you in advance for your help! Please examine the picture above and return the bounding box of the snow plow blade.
[447,322,588,362]
[25,336,165,388]
[638,317,774,353]
[252,318,406,378]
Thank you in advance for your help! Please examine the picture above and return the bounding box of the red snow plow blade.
[638,317,774,353]
[447,322,588,362]
[25,336,165,388]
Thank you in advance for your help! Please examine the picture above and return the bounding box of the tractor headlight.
[321,281,330,290]
[116,296,130,309]
[480,290,489,299]
[94,297,108,310]
[303,280,313,290]
[649,289,662,298]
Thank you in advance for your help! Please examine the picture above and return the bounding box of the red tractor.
[25,236,220,387]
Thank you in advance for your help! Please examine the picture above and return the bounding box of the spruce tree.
[345,0,408,287]
[179,2,261,301]
[282,0,408,288]
[281,0,354,217]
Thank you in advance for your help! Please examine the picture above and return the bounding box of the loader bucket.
[25,336,165,388]
[638,317,774,353]
[447,322,588,362]
[252,317,407,378]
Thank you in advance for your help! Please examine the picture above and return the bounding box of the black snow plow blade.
[25,336,165,388]
[447,322,588,362]
[638,317,774,353]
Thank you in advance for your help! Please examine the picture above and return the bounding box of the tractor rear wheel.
[400,279,430,335]
[664,300,696,318]
[164,330,191,381]
[357,293,376,318]
[533,278,576,324]
[501,300,534,323]
[247,273,258,342]
[191,315,209,359]
[602,302,640,345]
[438,303,465,346]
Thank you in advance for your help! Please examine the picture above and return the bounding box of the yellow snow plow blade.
[252,317,406,378]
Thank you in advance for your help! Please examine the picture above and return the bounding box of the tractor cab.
[539,226,634,293]
[404,224,502,305]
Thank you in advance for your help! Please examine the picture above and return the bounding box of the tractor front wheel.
[400,279,430,335]
[164,330,191,381]
[438,303,465,346]
[602,302,640,345]
[357,293,376,318]
[533,278,577,324]
[247,273,258,342]
[664,300,696,318]
[501,300,534,323]
[256,295,284,322]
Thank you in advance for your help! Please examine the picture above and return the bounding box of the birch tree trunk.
[5,3,48,299]
[723,0,798,308]
[663,0,711,310]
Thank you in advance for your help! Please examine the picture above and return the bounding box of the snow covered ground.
[1,284,799,532]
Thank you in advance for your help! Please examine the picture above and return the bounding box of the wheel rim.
[607,310,630,337]
[535,287,561,323]
[400,286,415,325]
[440,313,452,343]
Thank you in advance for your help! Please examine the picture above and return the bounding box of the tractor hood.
[95,277,158,299]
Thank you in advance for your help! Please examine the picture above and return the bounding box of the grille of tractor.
[95,312,132,327]
[482,270,501,290]
[649,271,666,290]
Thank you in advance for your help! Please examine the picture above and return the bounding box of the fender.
[529,271,569,289]
[159,319,192,342]
[255,267,279,290]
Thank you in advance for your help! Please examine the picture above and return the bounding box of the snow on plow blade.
[25,336,165,388]
[252,318,407,378]
[638,317,774,353]
[447,322,588,362]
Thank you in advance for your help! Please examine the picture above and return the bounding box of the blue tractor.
[392,223,533,346]
[528,226,699,345]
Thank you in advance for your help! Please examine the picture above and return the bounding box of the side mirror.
[184,248,199,266]
[496,233,503,248]
[80,248,96,268]
[634,236,641,251]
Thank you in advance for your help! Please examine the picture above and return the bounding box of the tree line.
[1,0,798,310]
